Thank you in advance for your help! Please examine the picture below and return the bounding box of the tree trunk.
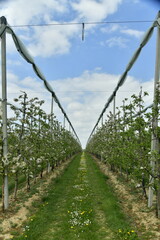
[51,163,55,171]
[47,162,50,173]
[142,174,148,199]
[2,172,4,212]
[14,171,19,200]
[33,173,37,184]
[157,159,160,218]
[26,174,30,191]
[126,170,129,182]
[40,168,43,178]
[120,166,123,176]
[2,168,9,211]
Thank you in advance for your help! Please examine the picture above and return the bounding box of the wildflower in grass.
[84,219,91,226]
[29,215,35,220]
[117,228,139,240]
[80,211,85,215]
[24,225,30,231]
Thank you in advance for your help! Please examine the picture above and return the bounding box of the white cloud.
[0,0,72,57]
[0,0,67,26]
[0,0,124,57]
[49,70,154,147]
[28,24,79,57]
[101,24,121,34]
[102,36,129,48]
[6,34,17,54]
[3,69,154,148]
[7,59,22,66]
[121,28,145,39]
[101,24,144,40]
[71,0,123,22]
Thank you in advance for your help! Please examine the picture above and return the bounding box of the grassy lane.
[85,154,139,239]
[13,153,139,240]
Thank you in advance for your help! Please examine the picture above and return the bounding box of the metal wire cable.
[9,20,154,28]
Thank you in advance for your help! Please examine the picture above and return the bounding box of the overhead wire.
[9,20,154,28]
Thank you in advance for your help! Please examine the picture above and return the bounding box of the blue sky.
[0,0,160,147]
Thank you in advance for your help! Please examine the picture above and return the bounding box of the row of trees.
[86,91,160,218]
[0,93,81,210]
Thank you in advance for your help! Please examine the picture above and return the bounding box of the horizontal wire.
[10,20,154,28]
[7,90,154,93]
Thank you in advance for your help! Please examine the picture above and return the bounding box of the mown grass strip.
[13,153,106,240]
[85,153,139,239]
[12,153,139,240]
[12,153,96,240]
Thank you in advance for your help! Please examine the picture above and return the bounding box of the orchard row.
[0,93,81,208]
[86,91,160,217]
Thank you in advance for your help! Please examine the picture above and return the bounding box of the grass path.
[13,153,138,240]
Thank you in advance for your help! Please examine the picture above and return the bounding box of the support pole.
[1,16,9,210]
[148,17,160,208]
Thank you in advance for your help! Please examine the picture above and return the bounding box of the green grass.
[85,153,131,230]
[85,153,139,239]
[12,153,139,240]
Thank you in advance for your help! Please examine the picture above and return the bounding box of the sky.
[0,0,160,148]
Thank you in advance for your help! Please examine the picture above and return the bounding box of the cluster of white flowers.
[2,156,9,166]
[69,211,83,227]
[36,157,42,164]
[12,155,21,163]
